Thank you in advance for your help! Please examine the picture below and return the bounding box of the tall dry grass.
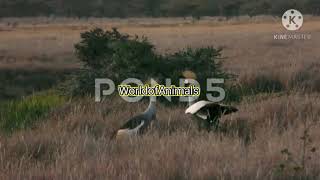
[0,18,320,179]
[0,93,320,179]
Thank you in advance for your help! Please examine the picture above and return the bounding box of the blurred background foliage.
[0,0,319,17]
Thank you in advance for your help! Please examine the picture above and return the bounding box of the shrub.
[163,47,233,101]
[75,28,130,70]
[72,28,161,97]
[69,28,235,103]
[275,119,319,177]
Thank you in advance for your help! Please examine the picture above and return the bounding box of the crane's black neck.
[188,96,196,107]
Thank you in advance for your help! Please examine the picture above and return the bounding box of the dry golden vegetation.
[0,17,319,90]
[1,94,320,179]
[0,17,320,179]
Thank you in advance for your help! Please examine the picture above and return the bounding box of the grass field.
[0,17,320,179]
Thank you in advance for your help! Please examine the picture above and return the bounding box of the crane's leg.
[206,109,213,132]
[207,109,219,131]
[212,117,220,131]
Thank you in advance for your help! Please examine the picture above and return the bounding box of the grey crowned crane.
[185,99,238,131]
[112,96,156,140]
[184,78,238,131]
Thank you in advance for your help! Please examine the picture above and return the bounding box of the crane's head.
[144,78,160,86]
[182,70,197,87]
[143,78,158,103]
[182,70,197,80]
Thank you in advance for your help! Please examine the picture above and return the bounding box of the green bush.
[69,28,236,102]
[72,28,161,96]
[0,92,65,133]
[75,28,130,70]
[163,47,232,100]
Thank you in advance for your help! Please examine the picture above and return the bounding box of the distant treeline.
[0,0,319,17]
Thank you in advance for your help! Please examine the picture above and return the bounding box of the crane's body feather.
[119,114,146,129]
[112,97,156,140]
[183,78,238,131]
[116,121,145,138]
[185,100,238,131]
[185,101,217,114]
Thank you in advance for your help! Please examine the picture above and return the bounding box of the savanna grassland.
[0,17,320,179]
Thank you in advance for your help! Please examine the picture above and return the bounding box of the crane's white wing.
[185,100,215,114]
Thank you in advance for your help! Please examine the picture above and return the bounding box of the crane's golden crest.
[182,70,197,79]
